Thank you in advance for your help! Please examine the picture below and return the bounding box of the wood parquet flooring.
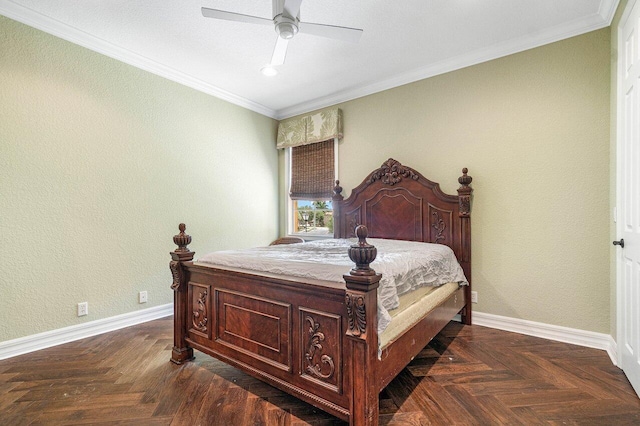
[1,318,639,425]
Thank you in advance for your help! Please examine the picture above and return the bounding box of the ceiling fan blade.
[270,36,289,66]
[283,0,303,18]
[201,7,272,26]
[299,22,363,43]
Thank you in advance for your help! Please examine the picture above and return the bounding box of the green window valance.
[276,108,343,149]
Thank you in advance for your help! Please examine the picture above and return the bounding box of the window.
[277,108,342,237]
[286,139,338,237]
[293,200,334,235]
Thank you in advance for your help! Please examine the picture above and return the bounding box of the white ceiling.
[0,0,619,119]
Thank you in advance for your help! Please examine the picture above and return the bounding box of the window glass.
[293,200,333,235]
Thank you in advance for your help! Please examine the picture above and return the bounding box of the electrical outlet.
[139,291,148,304]
[471,291,478,304]
[77,302,88,317]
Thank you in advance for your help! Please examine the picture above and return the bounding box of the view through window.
[292,200,333,236]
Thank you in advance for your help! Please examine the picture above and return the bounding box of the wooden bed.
[169,158,473,425]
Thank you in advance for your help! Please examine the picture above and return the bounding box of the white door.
[618,0,640,398]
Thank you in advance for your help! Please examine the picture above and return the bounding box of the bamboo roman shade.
[289,139,335,200]
[276,108,343,149]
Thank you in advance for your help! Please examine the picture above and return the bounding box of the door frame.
[616,0,638,368]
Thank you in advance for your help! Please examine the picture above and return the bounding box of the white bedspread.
[196,238,468,333]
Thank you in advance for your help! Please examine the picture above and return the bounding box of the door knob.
[613,239,625,248]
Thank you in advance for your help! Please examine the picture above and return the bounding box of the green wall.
[0,16,279,342]
[0,10,614,343]
[281,29,612,334]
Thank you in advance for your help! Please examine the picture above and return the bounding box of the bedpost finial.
[173,223,192,252]
[348,225,377,276]
[355,224,368,245]
[457,169,473,217]
[332,180,343,201]
[458,168,472,186]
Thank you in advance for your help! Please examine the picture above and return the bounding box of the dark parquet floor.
[1,317,639,425]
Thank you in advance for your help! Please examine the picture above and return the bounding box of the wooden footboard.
[170,224,383,424]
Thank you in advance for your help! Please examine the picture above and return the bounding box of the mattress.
[378,282,459,349]
[196,238,468,334]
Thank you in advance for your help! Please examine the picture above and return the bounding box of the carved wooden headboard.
[332,158,473,281]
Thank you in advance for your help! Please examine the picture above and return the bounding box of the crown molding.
[1,0,620,121]
[0,0,278,119]
[275,0,621,119]
[0,304,173,360]
[600,0,621,24]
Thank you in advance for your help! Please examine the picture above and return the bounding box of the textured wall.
[281,29,611,333]
[0,16,279,341]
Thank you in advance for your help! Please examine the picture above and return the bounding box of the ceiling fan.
[201,0,363,69]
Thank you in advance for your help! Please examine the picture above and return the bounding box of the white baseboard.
[0,305,619,367]
[0,303,173,360]
[473,311,618,366]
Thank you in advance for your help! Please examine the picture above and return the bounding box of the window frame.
[284,138,339,239]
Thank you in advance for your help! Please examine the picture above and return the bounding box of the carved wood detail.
[458,168,473,217]
[173,223,192,252]
[346,210,361,238]
[332,180,343,200]
[304,316,335,380]
[188,283,211,340]
[345,293,366,337]
[192,289,208,333]
[431,211,446,244]
[459,196,471,216]
[170,223,195,365]
[366,158,419,186]
[299,308,342,393]
[170,260,181,291]
[347,226,378,277]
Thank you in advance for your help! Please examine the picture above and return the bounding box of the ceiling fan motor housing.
[274,14,299,39]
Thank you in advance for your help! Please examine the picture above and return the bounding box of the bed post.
[170,223,195,364]
[343,225,381,426]
[332,180,343,238]
[457,168,473,325]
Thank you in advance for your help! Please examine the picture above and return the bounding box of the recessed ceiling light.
[261,66,278,77]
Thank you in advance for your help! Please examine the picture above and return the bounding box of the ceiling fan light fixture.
[274,15,298,40]
[261,65,278,76]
